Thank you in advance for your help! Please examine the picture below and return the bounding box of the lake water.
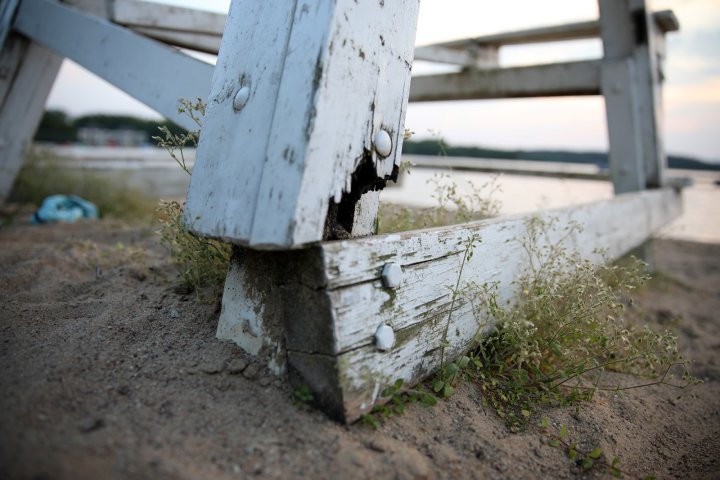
[47,146,720,244]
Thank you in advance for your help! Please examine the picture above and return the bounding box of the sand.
[1,217,719,480]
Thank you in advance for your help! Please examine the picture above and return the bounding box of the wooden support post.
[206,0,419,370]
[185,0,420,250]
[0,34,62,203]
[599,0,669,193]
[599,0,677,268]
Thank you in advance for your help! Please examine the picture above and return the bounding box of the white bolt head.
[233,86,251,112]
[381,262,403,288]
[375,324,395,351]
[374,129,393,157]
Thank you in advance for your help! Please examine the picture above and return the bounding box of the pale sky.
[45,0,720,162]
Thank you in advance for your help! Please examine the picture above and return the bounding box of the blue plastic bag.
[32,195,99,224]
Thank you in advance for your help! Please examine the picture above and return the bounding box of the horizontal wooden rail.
[409,60,601,101]
[428,10,677,50]
[113,0,225,54]
[111,0,677,68]
[113,0,226,35]
[13,0,213,131]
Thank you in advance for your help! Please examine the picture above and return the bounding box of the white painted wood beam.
[185,0,421,249]
[129,27,221,55]
[13,0,213,132]
[0,0,19,48]
[0,35,62,203]
[427,10,677,52]
[409,60,601,102]
[414,44,498,69]
[437,20,600,49]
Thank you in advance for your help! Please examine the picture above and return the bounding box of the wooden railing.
[0,0,684,422]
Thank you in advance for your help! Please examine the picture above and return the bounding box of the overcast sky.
[45,0,720,162]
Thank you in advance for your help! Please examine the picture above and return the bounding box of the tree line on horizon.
[35,110,186,145]
[35,110,719,171]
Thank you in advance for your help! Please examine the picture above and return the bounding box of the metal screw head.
[381,262,403,288]
[374,129,392,157]
[375,324,395,351]
[233,86,251,112]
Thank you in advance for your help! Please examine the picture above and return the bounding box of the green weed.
[362,216,698,430]
[466,216,698,430]
[292,385,314,408]
[156,199,230,298]
[540,416,657,479]
[154,98,231,298]
[377,173,501,233]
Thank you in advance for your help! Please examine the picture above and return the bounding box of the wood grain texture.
[185,0,420,249]
[13,0,213,132]
[317,188,682,420]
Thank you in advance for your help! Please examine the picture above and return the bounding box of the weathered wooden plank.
[129,27,222,55]
[409,60,601,102]
[599,0,669,191]
[437,20,600,49]
[13,0,213,132]
[425,10,677,52]
[310,187,682,420]
[112,0,227,35]
[0,31,25,103]
[0,36,62,203]
[112,0,226,54]
[414,45,498,68]
[185,0,421,249]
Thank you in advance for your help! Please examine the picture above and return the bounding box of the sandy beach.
[1,192,719,479]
